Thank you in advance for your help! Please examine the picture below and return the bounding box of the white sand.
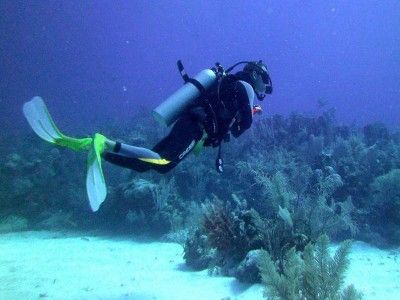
[344,241,400,299]
[0,231,399,300]
[0,231,262,300]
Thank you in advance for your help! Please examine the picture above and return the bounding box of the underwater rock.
[0,215,28,233]
[235,249,263,283]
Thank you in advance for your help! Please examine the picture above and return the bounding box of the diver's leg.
[103,114,203,173]
[103,142,169,172]
[151,114,203,173]
[103,151,152,172]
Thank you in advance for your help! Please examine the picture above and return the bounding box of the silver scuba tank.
[152,68,217,127]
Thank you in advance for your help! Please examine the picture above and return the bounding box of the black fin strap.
[113,141,122,153]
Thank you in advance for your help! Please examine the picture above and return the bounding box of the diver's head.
[243,60,272,100]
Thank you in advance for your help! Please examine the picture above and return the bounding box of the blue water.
[1,1,399,132]
[1,2,400,299]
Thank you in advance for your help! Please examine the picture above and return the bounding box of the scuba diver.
[23,60,272,211]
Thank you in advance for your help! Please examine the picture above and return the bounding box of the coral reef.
[367,169,400,245]
[258,235,363,300]
[0,215,28,233]
[2,108,400,288]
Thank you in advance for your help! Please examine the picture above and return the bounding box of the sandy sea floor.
[0,231,399,300]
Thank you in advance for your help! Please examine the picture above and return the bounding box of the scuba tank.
[152,60,271,127]
[152,61,220,127]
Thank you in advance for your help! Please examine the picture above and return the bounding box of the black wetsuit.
[103,73,254,173]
